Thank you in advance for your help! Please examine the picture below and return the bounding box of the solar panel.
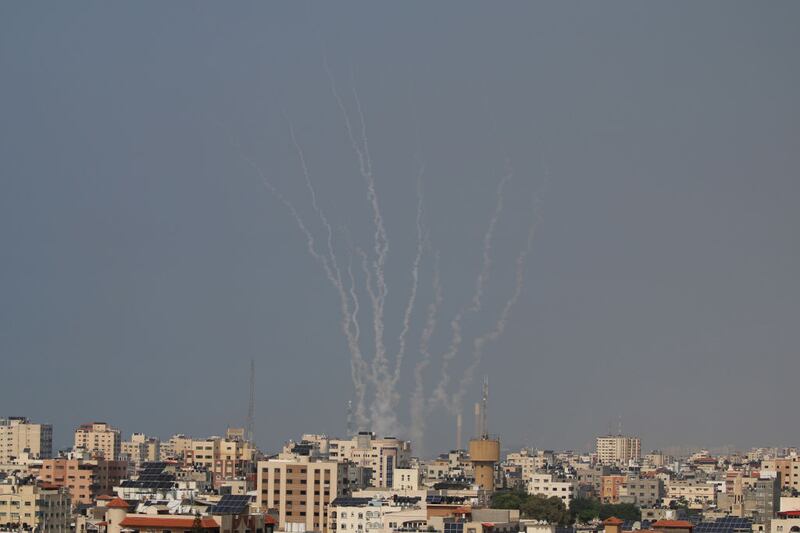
[209,494,252,515]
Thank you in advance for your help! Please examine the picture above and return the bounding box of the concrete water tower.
[469,377,500,493]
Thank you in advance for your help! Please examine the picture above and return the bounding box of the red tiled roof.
[119,516,219,529]
[778,510,800,518]
[107,497,130,509]
[653,520,693,528]
[97,495,114,501]
[454,507,472,514]
[604,517,625,526]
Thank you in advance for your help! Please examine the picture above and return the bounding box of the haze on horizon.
[1,1,799,456]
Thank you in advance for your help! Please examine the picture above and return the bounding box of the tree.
[490,490,527,510]
[598,503,641,522]
[520,495,572,526]
[570,497,601,524]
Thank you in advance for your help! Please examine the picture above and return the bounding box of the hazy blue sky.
[1,2,798,456]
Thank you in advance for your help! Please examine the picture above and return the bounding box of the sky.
[1,2,799,457]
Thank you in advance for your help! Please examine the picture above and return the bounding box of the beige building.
[74,422,121,460]
[332,496,426,533]
[121,433,160,466]
[507,450,555,481]
[596,435,641,466]
[160,434,193,460]
[526,473,577,508]
[0,476,71,533]
[329,433,411,488]
[38,457,128,505]
[665,479,716,509]
[392,467,422,492]
[763,455,800,492]
[1,417,53,461]
[257,456,347,533]
[184,436,257,486]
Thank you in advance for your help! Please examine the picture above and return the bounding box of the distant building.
[0,417,53,461]
[256,456,348,533]
[184,436,258,487]
[601,475,625,503]
[331,495,426,533]
[74,422,121,460]
[596,435,641,466]
[762,455,800,492]
[0,475,71,533]
[38,456,128,505]
[160,434,193,460]
[619,477,663,507]
[526,473,577,508]
[329,432,411,488]
[120,433,160,466]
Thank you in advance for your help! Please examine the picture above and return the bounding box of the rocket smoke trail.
[430,168,512,413]
[327,61,397,435]
[283,122,372,429]
[393,162,426,387]
[409,251,441,453]
[450,202,539,415]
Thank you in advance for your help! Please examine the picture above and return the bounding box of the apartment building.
[619,477,663,507]
[256,456,347,533]
[160,434,193,460]
[393,468,422,492]
[328,433,411,488]
[665,480,716,509]
[120,433,160,466]
[601,475,626,503]
[0,476,71,533]
[645,451,667,468]
[506,450,555,480]
[184,436,257,486]
[526,473,578,508]
[762,455,800,491]
[74,422,121,460]
[331,495,426,533]
[38,457,128,505]
[596,435,641,466]
[0,417,53,461]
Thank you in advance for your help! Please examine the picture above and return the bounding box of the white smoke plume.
[430,168,513,413]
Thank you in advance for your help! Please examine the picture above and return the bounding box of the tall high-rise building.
[0,417,53,461]
[596,435,641,466]
[256,456,346,533]
[73,422,121,460]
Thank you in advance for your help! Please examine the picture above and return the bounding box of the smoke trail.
[285,120,376,429]
[430,168,512,413]
[451,204,539,415]
[471,162,512,312]
[346,254,368,428]
[392,162,426,386]
[233,129,372,431]
[326,61,395,433]
[350,81,392,391]
[409,251,441,453]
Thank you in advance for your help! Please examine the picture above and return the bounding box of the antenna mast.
[247,359,255,444]
[481,376,489,439]
[347,400,354,437]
